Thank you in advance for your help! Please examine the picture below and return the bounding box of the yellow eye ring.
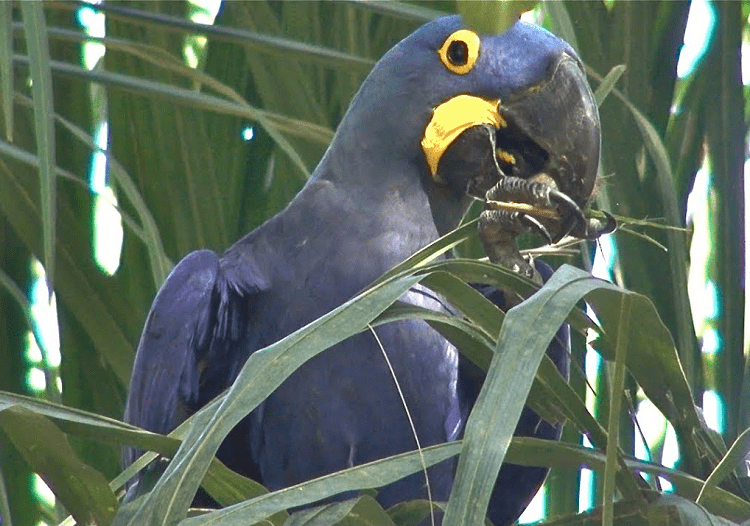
[438,29,480,75]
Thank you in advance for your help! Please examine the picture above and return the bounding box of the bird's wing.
[123,248,266,468]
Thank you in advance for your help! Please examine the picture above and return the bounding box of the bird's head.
[322,15,600,240]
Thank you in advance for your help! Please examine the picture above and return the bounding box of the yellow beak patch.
[421,94,505,183]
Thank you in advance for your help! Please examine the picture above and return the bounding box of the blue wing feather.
[123,248,266,470]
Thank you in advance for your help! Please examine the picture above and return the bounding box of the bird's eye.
[448,41,468,65]
[438,30,480,75]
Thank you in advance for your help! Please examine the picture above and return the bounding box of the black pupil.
[447,41,469,65]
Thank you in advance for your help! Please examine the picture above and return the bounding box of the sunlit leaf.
[175,444,461,526]
[0,2,13,141]
[283,496,395,526]
[444,265,640,524]
[20,2,56,290]
[457,1,538,35]
[593,65,626,107]
[0,405,118,525]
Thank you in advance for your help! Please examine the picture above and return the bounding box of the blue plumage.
[125,16,590,525]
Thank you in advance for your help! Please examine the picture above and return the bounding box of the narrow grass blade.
[443,265,642,524]
[0,391,267,510]
[602,294,633,526]
[20,2,56,290]
[0,406,118,525]
[178,443,461,526]
[65,1,375,72]
[593,65,626,107]
[0,2,13,141]
[0,455,11,526]
[697,427,750,505]
[280,495,394,526]
[13,55,312,178]
[457,1,538,35]
[543,1,578,50]
[345,0,442,23]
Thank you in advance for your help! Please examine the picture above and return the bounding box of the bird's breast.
[248,281,460,496]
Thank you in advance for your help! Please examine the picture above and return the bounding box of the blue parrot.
[124,15,600,525]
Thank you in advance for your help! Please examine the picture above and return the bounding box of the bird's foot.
[482,175,616,244]
[477,208,534,278]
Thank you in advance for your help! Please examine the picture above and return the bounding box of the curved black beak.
[499,52,600,209]
[422,50,605,244]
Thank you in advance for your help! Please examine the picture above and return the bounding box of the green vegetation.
[0,1,747,525]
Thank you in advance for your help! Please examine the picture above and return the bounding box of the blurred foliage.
[0,1,747,525]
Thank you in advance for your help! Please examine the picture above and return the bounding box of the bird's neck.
[305,127,472,240]
[261,153,469,295]
[226,150,473,321]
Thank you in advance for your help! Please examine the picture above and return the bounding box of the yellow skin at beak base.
[421,94,505,182]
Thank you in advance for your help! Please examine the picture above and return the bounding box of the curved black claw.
[519,213,553,244]
[546,187,587,235]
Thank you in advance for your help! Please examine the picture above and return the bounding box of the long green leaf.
[26,25,336,144]
[345,0,442,23]
[0,268,52,372]
[178,443,461,526]
[11,92,173,286]
[0,405,118,525]
[281,495,395,526]
[0,152,135,384]
[0,391,270,513]
[0,391,177,463]
[602,294,632,526]
[620,96,693,385]
[586,276,705,477]
[457,1,538,35]
[697,427,750,505]
[533,355,608,446]
[592,65,626,107]
[504,436,750,522]
[0,453,11,526]
[421,271,504,339]
[443,265,605,524]
[48,1,376,72]
[543,0,578,51]
[13,55,313,177]
[705,1,746,444]
[0,1,12,141]
[371,220,477,285]
[19,2,56,290]
[374,301,496,355]
[443,265,647,524]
